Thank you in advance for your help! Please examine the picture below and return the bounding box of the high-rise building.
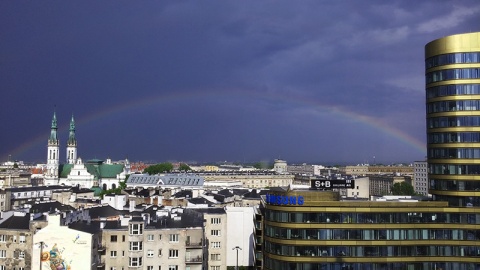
[254,32,480,270]
[425,32,480,206]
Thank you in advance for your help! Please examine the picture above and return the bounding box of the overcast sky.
[1,1,479,165]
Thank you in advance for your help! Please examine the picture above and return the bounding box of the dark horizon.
[1,1,479,165]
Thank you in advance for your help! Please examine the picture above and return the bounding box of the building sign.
[311,179,355,190]
[266,194,304,205]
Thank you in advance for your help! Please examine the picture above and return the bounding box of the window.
[212,242,221,248]
[110,251,117,257]
[0,250,6,258]
[211,217,221,224]
[169,249,178,258]
[168,266,178,270]
[169,234,179,242]
[111,235,117,242]
[110,268,116,270]
[122,235,125,242]
[211,230,220,236]
[147,234,154,241]
[211,266,220,270]
[129,242,143,251]
[129,257,142,267]
[147,250,154,257]
[158,249,162,256]
[18,251,25,259]
[158,234,162,240]
[129,223,143,235]
[19,235,25,244]
[147,267,154,270]
[122,251,125,257]
[0,235,6,242]
[211,254,220,261]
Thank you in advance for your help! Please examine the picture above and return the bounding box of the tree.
[391,182,416,195]
[178,163,191,172]
[13,162,18,169]
[143,163,173,175]
[253,161,271,169]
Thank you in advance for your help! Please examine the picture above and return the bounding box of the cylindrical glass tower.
[425,32,480,206]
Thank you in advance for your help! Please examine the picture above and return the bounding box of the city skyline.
[1,1,480,164]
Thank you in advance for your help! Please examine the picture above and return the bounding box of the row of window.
[434,194,478,208]
[0,249,25,259]
[430,179,480,191]
[427,116,480,128]
[264,209,478,224]
[428,132,480,143]
[265,226,480,241]
[264,258,480,270]
[112,247,180,257]
[111,265,178,270]
[427,84,480,98]
[265,242,480,258]
[0,267,24,270]
[111,233,179,242]
[428,148,480,159]
[426,52,480,69]
[427,100,480,113]
[426,68,480,84]
[429,163,480,175]
[0,234,26,243]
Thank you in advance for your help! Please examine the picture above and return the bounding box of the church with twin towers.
[44,111,130,190]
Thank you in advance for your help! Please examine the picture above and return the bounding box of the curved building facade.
[425,32,480,206]
[257,188,480,270]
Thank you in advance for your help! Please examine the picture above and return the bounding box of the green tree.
[118,180,127,190]
[253,161,271,169]
[391,182,416,195]
[143,163,173,175]
[178,163,191,172]
[13,162,18,169]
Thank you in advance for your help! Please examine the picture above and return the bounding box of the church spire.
[66,114,77,164]
[48,111,58,144]
[46,110,60,183]
[67,114,76,145]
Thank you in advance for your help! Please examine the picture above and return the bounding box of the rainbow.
[4,88,427,161]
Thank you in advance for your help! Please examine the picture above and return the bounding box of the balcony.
[185,255,203,264]
[186,240,203,248]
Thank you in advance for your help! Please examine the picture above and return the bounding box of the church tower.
[46,111,60,182]
[66,114,77,164]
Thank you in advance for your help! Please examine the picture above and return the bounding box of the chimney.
[129,200,136,212]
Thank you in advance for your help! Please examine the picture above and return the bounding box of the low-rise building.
[0,170,32,188]
[369,175,411,196]
[200,172,293,189]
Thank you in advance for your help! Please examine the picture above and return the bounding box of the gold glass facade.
[425,32,480,206]
[258,189,480,270]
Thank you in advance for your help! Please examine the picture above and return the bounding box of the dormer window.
[129,223,143,235]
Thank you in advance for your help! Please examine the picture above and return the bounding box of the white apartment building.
[414,161,429,196]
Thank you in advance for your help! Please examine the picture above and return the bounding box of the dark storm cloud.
[1,0,479,164]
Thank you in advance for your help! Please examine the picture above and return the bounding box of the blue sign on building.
[266,194,304,205]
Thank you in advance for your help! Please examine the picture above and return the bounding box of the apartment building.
[101,207,206,270]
